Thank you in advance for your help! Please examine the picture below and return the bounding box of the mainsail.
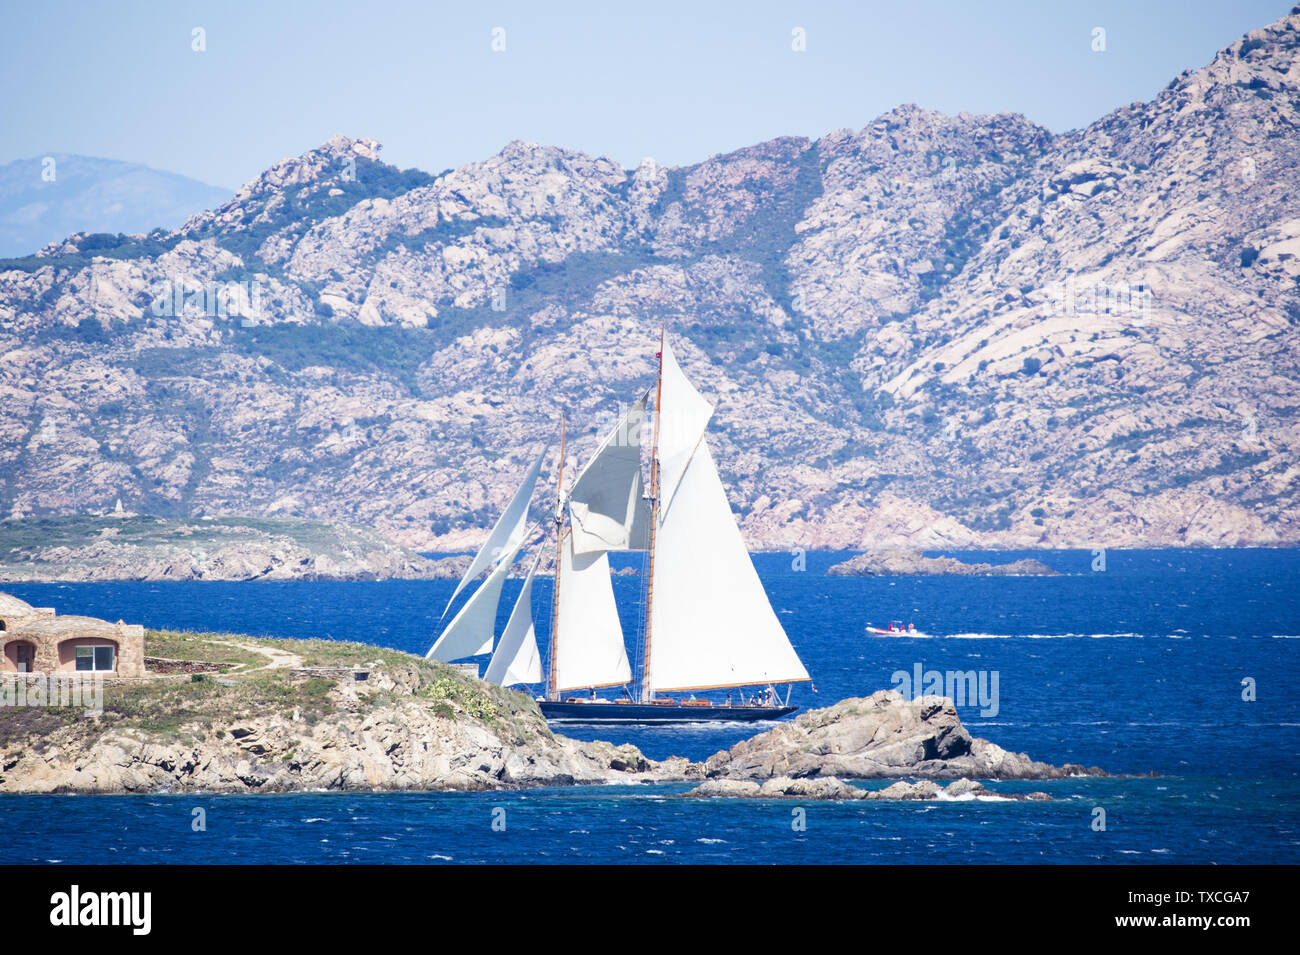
[567,392,652,555]
[553,534,632,691]
[484,553,543,686]
[645,439,810,694]
[441,437,551,619]
[427,531,532,662]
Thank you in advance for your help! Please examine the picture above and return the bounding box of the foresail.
[554,535,632,691]
[656,338,713,521]
[568,392,651,555]
[427,532,530,662]
[441,436,551,618]
[646,441,810,693]
[484,553,543,686]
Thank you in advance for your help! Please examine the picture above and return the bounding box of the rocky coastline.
[687,777,1052,802]
[0,631,1101,796]
[0,514,439,582]
[0,514,648,582]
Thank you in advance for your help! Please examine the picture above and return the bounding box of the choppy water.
[2,548,1298,864]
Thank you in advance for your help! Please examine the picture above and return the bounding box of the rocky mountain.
[2,11,1298,551]
[0,154,232,258]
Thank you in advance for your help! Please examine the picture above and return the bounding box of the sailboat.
[426,326,810,725]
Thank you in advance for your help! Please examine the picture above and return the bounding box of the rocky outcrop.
[826,549,1059,576]
[704,690,1105,781]
[0,711,695,794]
[0,651,701,793]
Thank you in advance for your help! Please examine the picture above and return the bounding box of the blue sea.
[2,548,1298,865]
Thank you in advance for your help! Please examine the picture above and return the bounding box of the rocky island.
[0,630,1101,797]
[703,690,1100,780]
[827,549,1059,577]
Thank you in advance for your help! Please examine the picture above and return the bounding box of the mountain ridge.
[0,154,232,259]
[2,10,1297,551]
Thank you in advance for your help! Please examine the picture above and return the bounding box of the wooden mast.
[640,321,666,703]
[547,412,566,701]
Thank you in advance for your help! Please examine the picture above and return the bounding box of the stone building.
[0,592,146,677]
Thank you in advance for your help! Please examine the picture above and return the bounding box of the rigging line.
[641,318,666,703]
[546,411,566,701]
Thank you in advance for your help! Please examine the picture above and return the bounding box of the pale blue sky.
[1,0,1291,190]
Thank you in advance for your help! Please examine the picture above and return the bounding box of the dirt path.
[209,639,305,671]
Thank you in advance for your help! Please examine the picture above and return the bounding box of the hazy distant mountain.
[0,154,231,257]
[1,10,1298,551]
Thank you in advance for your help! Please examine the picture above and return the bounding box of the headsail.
[484,553,543,686]
[645,440,810,694]
[441,436,551,619]
[427,529,533,662]
[655,338,714,521]
[553,534,632,691]
[567,392,652,555]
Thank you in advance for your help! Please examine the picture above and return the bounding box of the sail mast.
[641,320,666,703]
[547,411,566,701]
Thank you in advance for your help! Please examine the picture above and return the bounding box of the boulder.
[706,690,1106,781]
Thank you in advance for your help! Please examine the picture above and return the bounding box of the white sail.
[646,441,810,693]
[568,392,652,555]
[554,535,632,691]
[427,532,531,662]
[656,338,714,521]
[441,437,551,618]
[484,553,543,686]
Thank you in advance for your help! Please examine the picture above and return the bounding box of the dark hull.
[539,700,798,725]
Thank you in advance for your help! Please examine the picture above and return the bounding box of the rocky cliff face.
[2,14,1298,550]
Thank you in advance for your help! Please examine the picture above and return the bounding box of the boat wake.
[943,631,1152,640]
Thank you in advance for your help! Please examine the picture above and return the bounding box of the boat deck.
[539,700,798,724]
